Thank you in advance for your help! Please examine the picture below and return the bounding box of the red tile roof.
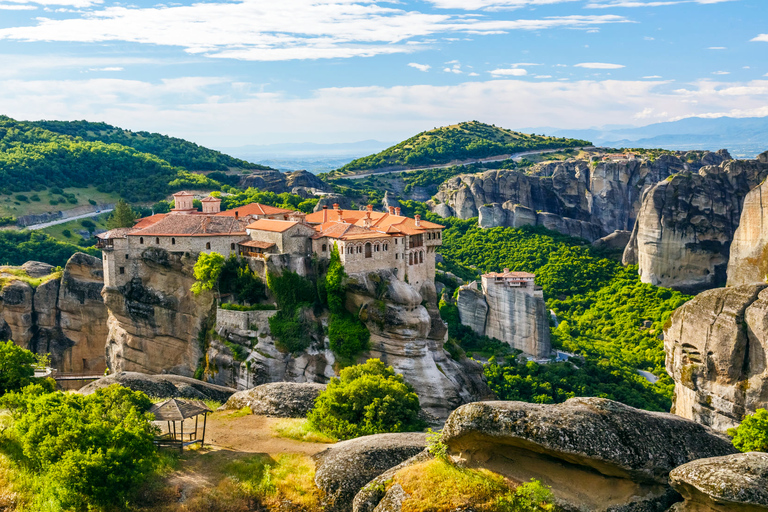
[246,219,299,233]
[129,214,248,236]
[484,271,536,279]
[239,240,276,249]
[133,213,168,229]
[305,208,443,236]
[217,203,294,218]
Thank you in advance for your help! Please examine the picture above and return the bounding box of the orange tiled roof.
[305,208,444,235]
[239,240,276,249]
[246,219,299,233]
[133,213,168,230]
[312,221,393,241]
[129,214,248,236]
[217,203,295,218]
[201,196,221,202]
[484,271,535,279]
[96,228,133,239]
[173,191,194,196]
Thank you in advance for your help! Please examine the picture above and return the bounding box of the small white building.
[481,269,536,296]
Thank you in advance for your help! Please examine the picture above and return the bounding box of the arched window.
[419,251,424,264]
[365,243,372,258]
[171,238,176,245]
[139,237,144,244]
[384,244,388,251]
[156,237,160,244]
[322,244,327,252]
[231,243,235,250]
[409,253,413,265]
[206,242,211,250]
[395,254,398,259]
[374,244,379,252]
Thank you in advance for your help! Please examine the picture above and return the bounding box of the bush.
[219,255,267,304]
[0,384,159,510]
[266,270,317,353]
[191,251,225,295]
[0,341,53,395]
[80,219,96,230]
[14,194,28,202]
[61,229,72,238]
[325,243,370,360]
[308,359,424,440]
[220,303,276,311]
[729,409,768,452]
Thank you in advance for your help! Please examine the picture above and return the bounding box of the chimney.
[235,210,239,220]
[323,205,328,223]
[388,206,395,215]
[367,204,373,212]
[504,268,509,273]
[337,209,344,222]
[415,214,421,227]
[395,207,401,216]
[333,203,339,210]
[364,211,371,228]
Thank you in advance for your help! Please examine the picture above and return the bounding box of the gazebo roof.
[149,398,212,422]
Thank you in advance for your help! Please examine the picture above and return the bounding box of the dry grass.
[271,418,336,444]
[0,268,62,290]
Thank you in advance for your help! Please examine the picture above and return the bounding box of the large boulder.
[669,452,768,511]
[353,451,432,512]
[78,371,236,403]
[441,398,737,511]
[313,432,427,512]
[221,382,326,417]
[664,284,768,431]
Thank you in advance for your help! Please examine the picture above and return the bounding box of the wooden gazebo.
[149,398,212,452]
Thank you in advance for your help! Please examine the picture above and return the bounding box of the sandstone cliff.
[0,253,108,374]
[664,284,768,431]
[431,151,729,241]
[624,153,768,293]
[727,155,768,286]
[239,169,331,195]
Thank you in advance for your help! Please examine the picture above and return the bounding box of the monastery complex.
[98,191,444,290]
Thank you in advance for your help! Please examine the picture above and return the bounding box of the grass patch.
[392,459,555,512]
[0,186,121,219]
[229,406,252,418]
[184,453,320,511]
[151,397,223,412]
[271,418,337,444]
[40,211,111,244]
[0,268,62,290]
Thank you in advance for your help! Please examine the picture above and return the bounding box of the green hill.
[0,117,269,202]
[31,119,270,172]
[330,121,591,176]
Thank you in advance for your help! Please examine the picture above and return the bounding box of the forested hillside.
[32,119,271,172]
[0,117,264,202]
[330,121,590,176]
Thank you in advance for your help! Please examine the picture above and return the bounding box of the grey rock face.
[727,176,768,286]
[78,371,236,402]
[313,432,427,512]
[239,169,330,193]
[21,261,54,278]
[221,382,326,417]
[670,452,768,511]
[625,156,768,293]
[478,203,507,228]
[592,230,632,253]
[664,285,768,431]
[353,451,432,512]
[314,194,354,212]
[456,284,487,336]
[441,398,736,511]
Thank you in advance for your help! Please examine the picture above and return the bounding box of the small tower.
[172,191,195,214]
[201,195,221,214]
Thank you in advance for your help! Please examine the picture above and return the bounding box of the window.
[322,244,327,252]
[419,251,424,264]
[206,242,211,250]
[139,237,144,244]
[119,267,125,275]
[396,254,399,259]
[409,253,413,265]
[231,243,235,250]
[384,244,388,251]
[395,239,398,244]
[365,243,372,258]
[125,254,129,259]
[156,237,160,244]
[171,238,176,245]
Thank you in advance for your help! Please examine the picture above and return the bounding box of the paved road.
[24,208,114,231]
[339,147,591,180]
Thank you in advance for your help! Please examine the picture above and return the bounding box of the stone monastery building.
[98,191,444,290]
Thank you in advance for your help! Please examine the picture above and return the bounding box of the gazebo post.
[173,420,177,440]
[195,414,199,441]
[167,421,171,436]
[180,419,184,444]
[201,412,208,448]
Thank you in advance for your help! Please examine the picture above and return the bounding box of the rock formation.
[727,155,768,286]
[431,151,729,241]
[664,284,768,431]
[669,452,768,511]
[313,432,427,512]
[456,280,550,358]
[78,371,236,403]
[0,253,108,374]
[438,398,737,511]
[624,153,768,293]
[239,169,330,194]
[221,382,326,417]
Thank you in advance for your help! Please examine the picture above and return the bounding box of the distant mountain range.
[543,116,768,159]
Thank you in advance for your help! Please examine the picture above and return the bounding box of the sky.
[0,0,766,147]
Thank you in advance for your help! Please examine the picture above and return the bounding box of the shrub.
[308,359,424,440]
[29,194,40,202]
[325,243,370,360]
[88,199,97,206]
[0,341,53,395]
[80,219,96,230]
[266,270,317,353]
[14,194,28,202]
[219,255,267,304]
[220,303,276,311]
[191,251,225,295]
[729,409,768,452]
[61,229,72,238]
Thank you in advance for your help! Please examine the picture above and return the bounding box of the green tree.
[729,409,768,452]
[0,341,38,394]
[308,359,424,440]
[191,251,225,295]
[106,199,137,229]
[325,242,370,359]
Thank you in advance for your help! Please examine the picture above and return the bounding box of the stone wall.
[216,307,278,331]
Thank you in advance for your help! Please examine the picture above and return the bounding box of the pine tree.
[107,199,137,229]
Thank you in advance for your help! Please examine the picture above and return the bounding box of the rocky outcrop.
[456,280,550,358]
[669,452,768,511]
[221,382,326,417]
[78,371,236,402]
[727,173,768,286]
[440,398,736,511]
[664,284,768,431]
[592,230,632,253]
[313,432,427,512]
[353,451,432,512]
[314,193,353,212]
[432,151,729,241]
[103,248,215,376]
[239,169,330,194]
[625,155,768,293]
[0,254,109,374]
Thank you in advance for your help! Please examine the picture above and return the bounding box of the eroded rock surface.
[313,432,427,512]
[440,398,736,511]
[78,371,236,402]
[624,155,768,293]
[239,169,330,194]
[670,452,768,511]
[664,284,768,431]
[728,175,768,286]
[221,382,326,417]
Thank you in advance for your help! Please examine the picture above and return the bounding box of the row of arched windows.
[427,231,441,241]
[342,241,389,259]
[408,251,424,265]
[136,236,234,252]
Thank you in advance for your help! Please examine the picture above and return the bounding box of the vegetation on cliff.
[220,188,318,214]
[729,409,768,452]
[326,243,370,360]
[0,231,100,267]
[330,121,590,176]
[308,359,424,440]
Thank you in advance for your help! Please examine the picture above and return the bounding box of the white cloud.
[0,4,37,9]
[3,76,767,147]
[642,75,662,79]
[424,0,578,10]
[1,0,101,7]
[468,72,479,76]
[534,75,552,78]
[89,67,124,72]
[587,0,735,7]
[0,1,631,61]
[408,62,431,72]
[752,34,768,43]
[712,71,730,75]
[708,46,726,50]
[444,67,463,74]
[490,68,528,76]
[575,62,625,69]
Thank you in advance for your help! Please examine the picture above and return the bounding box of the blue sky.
[0,0,766,147]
